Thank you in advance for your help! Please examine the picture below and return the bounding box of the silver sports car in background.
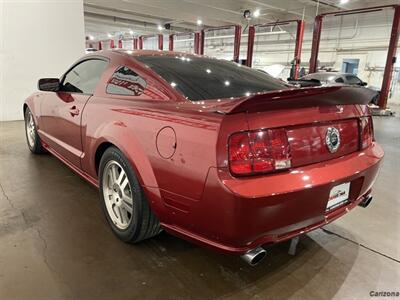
[295,72,380,105]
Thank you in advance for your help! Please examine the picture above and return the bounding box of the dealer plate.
[327,182,350,211]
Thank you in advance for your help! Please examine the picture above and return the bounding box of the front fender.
[23,93,43,128]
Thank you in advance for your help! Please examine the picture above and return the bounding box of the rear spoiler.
[219,86,376,114]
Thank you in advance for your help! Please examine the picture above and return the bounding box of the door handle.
[69,106,80,116]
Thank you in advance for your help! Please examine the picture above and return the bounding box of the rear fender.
[86,123,164,218]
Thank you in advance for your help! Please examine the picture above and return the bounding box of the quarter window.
[335,77,344,83]
[106,66,147,96]
[61,59,108,94]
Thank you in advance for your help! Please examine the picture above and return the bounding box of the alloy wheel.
[102,160,134,230]
[26,111,36,148]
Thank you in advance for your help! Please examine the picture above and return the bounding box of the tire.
[24,108,47,154]
[371,92,380,106]
[99,146,161,243]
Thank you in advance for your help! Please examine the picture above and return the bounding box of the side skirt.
[41,141,99,188]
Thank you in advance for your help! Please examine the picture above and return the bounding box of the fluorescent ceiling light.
[259,30,287,36]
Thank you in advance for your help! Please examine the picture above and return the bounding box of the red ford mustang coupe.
[24,50,383,265]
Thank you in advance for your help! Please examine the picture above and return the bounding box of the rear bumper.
[162,142,384,255]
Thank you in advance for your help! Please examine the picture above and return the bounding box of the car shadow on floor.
[130,227,359,299]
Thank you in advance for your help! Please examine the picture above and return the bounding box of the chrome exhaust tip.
[359,195,373,208]
[241,247,267,266]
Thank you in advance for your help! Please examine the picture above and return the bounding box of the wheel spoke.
[111,204,118,217]
[122,198,133,214]
[117,169,125,185]
[123,204,133,215]
[123,206,131,222]
[121,177,129,190]
[110,164,118,183]
[107,172,113,189]
[122,193,133,205]
[118,207,125,223]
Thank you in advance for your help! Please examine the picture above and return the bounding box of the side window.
[106,66,147,96]
[345,75,362,85]
[61,59,108,94]
[335,77,344,83]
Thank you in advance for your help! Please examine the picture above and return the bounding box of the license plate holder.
[327,182,350,211]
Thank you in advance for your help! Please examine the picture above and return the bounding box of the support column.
[233,25,242,63]
[138,36,144,49]
[194,32,200,54]
[199,30,205,55]
[294,20,305,79]
[169,34,174,51]
[246,26,255,67]
[158,34,163,50]
[379,5,400,109]
[309,15,323,73]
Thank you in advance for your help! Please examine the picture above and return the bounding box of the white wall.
[0,0,86,121]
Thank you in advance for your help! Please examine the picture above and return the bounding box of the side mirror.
[361,81,368,87]
[38,78,60,92]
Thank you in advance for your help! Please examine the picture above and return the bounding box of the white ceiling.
[84,0,399,40]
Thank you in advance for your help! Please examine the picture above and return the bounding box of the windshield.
[135,55,288,101]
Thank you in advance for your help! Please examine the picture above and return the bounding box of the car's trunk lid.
[286,119,360,167]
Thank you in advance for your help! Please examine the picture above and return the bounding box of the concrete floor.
[0,112,399,300]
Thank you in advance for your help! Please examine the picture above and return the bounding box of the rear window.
[345,75,362,85]
[135,56,288,101]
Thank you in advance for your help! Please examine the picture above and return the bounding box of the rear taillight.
[360,116,374,149]
[228,129,291,176]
